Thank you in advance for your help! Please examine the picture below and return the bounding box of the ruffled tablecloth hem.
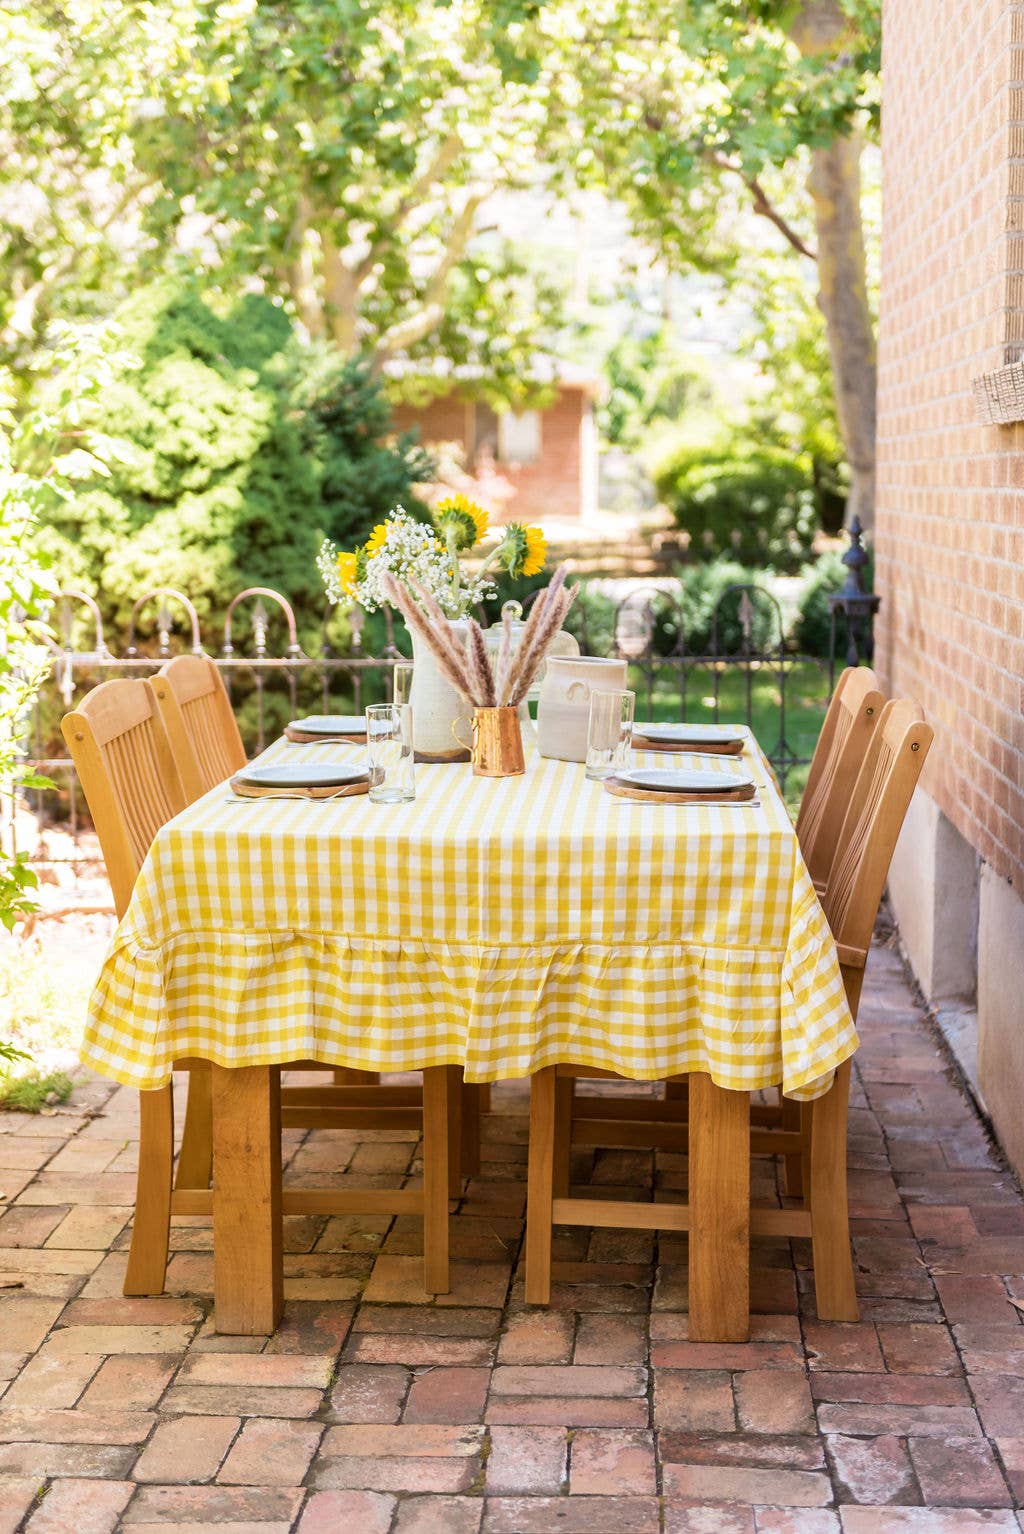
[82,923,858,1102]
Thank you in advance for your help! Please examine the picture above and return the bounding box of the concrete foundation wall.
[978,865,1024,1179]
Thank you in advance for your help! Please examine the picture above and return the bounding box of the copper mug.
[453,705,526,777]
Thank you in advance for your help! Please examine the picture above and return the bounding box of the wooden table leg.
[421,1066,451,1295]
[525,1065,557,1306]
[212,1065,282,1335]
[689,1072,750,1342]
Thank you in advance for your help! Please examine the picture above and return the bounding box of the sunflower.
[432,494,489,551]
[336,550,359,596]
[500,523,547,578]
[364,522,390,557]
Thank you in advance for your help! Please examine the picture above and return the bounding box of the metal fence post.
[828,516,880,679]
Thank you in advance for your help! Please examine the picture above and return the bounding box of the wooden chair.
[63,678,454,1307]
[523,698,932,1337]
[149,654,246,800]
[796,665,885,894]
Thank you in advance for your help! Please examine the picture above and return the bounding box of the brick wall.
[392,387,589,521]
[877,0,1024,895]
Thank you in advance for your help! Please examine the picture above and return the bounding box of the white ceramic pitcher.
[536,655,629,763]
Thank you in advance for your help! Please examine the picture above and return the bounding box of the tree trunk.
[807,133,877,530]
[790,0,877,530]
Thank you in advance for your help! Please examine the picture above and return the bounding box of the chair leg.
[525,1066,557,1305]
[421,1066,451,1295]
[809,1058,859,1322]
[460,1078,482,1181]
[781,1092,804,1201]
[553,1076,574,1199]
[124,1085,174,1297]
[175,1066,213,1190]
[446,1066,463,1198]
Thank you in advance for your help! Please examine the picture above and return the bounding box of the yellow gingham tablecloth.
[82,731,857,1101]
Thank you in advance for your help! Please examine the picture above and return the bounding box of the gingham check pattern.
[82,730,857,1101]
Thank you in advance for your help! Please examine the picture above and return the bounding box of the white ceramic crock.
[535,655,629,763]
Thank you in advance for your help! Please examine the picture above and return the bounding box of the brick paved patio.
[1,939,1023,1533]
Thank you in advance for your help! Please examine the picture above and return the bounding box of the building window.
[498,410,542,466]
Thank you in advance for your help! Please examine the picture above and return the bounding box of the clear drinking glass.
[586,689,635,781]
[392,661,414,707]
[366,703,415,803]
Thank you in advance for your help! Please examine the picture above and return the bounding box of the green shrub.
[654,443,819,573]
[793,549,875,657]
[40,282,432,628]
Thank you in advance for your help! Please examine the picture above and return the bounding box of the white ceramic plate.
[289,715,366,736]
[634,722,745,746]
[235,762,368,790]
[616,767,754,794]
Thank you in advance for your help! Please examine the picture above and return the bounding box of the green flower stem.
[475,534,515,581]
[445,524,461,608]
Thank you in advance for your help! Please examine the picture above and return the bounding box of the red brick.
[651,1342,802,1371]
[403,1367,490,1424]
[123,1486,304,1523]
[662,1464,832,1506]
[803,1324,884,1374]
[486,1425,566,1494]
[654,1370,735,1431]
[218,1418,323,1486]
[876,1323,961,1375]
[570,1428,656,1495]
[79,1355,177,1412]
[574,1313,647,1366]
[297,1490,395,1534]
[663,1506,756,1534]
[735,1371,815,1434]
[23,1478,132,1534]
[0,1479,42,1534]
[346,1334,492,1367]
[133,1414,240,1483]
[2,1347,100,1408]
[179,1353,332,1388]
[809,1372,968,1405]
[838,1513,1020,1532]
[964,1373,1024,1436]
[393,1496,483,1534]
[329,1363,409,1423]
[490,1364,644,1397]
[659,1433,824,1471]
[907,1434,1012,1506]
[496,1311,574,1364]
[485,1395,649,1428]
[481,1497,661,1533]
[816,1402,982,1437]
[826,1434,916,1504]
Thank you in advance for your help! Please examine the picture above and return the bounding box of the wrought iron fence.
[7,559,874,873]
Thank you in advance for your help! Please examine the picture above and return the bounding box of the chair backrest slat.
[822,697,933,1017]
[150,654,246,802]
[61,679,187,918]
[797,667,885,891]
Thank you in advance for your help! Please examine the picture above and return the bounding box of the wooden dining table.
[83,726,857,1336]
